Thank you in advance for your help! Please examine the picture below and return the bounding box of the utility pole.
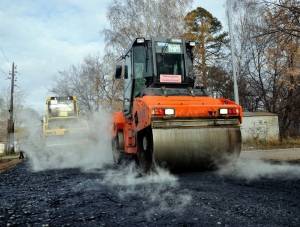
[227,0,239,104]
[5,62,15,154]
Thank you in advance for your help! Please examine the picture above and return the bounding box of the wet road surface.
[0,156,300,226]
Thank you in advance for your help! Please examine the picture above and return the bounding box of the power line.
[0,46,10,77]
[0,46,10,63]
[0,66,8,77]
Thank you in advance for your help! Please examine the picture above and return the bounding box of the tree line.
[47,0,299,139]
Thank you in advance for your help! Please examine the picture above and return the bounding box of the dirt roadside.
[239,148,300,162]
[0,155,26,174]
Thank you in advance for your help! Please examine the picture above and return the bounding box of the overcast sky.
[0,0,227,115]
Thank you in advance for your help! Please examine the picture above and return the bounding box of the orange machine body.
[111,95,242,154]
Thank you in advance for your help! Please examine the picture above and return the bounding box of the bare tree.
[260,0,300,39]
[0,95,7,141]
[17,106,42,139]
[49,1,194,114]
[0,85,39,140]
[49,53,123,113]
[228,0,277,112]
[224,0,262,109]
[0,86,28,128]
[227,0,300,138]
[101,0,194,53]
[259,0,300,137]
[206,65,235,99]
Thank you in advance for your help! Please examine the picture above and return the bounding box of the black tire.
[137,127,154,172]
[111,131,131,164]
[111,136,121,164]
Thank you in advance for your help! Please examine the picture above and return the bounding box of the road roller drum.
[152,127,241,171]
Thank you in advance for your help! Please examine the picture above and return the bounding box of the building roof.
[243,111,278,117]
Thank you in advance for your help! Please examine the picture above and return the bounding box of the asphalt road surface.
[0,149,300,227]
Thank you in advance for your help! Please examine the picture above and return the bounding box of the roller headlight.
[219,108,238,115]
[152,108,175,115]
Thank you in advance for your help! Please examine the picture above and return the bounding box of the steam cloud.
[23,112,113,172]
[75,163,192,219]
[217,154,300,181]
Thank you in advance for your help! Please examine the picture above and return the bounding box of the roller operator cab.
[42,96,89,148]
[111,37,243,172]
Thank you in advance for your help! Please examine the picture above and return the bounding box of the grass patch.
[242,137,300,150]
[0,152,21,158]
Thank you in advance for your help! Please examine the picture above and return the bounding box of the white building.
[0,143,4,154]
[241,112,279,141]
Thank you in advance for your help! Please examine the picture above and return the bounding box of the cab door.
[123,49,133,118]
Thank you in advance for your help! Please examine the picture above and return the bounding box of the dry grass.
[0,152,20,158]
[242,137,300,150]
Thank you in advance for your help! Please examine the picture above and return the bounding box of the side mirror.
[115,65,122,79]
